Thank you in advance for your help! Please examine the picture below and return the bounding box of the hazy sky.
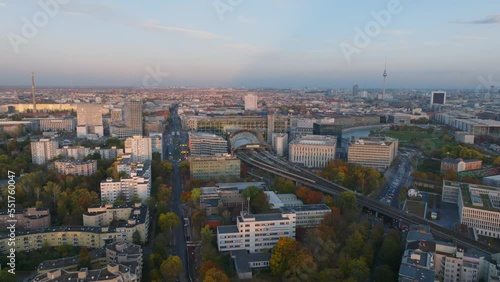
[1,0,499,89]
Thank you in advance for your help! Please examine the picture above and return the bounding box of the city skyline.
[1,1,500,88]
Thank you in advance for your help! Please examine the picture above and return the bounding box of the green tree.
[0,269,16,282]
[283,248,317,281]
[273,177,296,193]
[338,191,360,221]
[160,255,182,281]
[158,212,180,235]
[242,186,270,213]
[373,265,395,282]
[78,247,92,269]
[132,230,142,245]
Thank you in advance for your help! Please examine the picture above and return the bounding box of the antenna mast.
[382,59,387,101]
[31,72,37,112]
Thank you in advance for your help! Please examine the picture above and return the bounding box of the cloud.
[142,22,224,40]
[382,29,411,35]
[454,14,500,24]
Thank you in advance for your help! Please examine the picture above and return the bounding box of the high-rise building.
[111,108,123,122]
[347,136,398,171]
[188,132,228,156]
[124,101,143,136]
[54,160,97,176]
[100,161,151,203]
[272,133,288,157]
[352,84,359,97]
[77,104,104,137]
[430,91,447,106]
[289,135,336,168]
[244,94,258,111]
[149,133,163,160]
[124,135,152,162]
[189,154,240,181]
[31,139,59,165]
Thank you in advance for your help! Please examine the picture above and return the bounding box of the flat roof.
[281,204,331,213]
[230,250,271,274]
[217,225,238,234]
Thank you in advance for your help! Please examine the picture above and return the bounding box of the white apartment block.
[54,160,97,176]
[442,181,500,238]
[217,212,296,253]
[77,104,105,138]
[272,133,288,157]
[188,132,228,156]
[347,136,398,171]
[244,94,258,110]
[31,139,59,165]
[101,162,151,204]
[124,135,152,162]
[288,135,336,168]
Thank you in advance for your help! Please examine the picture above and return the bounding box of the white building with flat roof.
[244,94,258,111]
[124,135,152,162]
[442,181,500,238]
[188,132,227,156]
[289,135,336,168]
[348,136,398,171]
[217,212,296,253]
[31,138,59,165]
[272,133,288,157]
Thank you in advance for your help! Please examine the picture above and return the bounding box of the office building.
[217,212,296,253]
[124,135,152,162]
[0,207,50,230]
[430,91,447,106]
[124,101,143,136]
[31,139,59,165]
[244,94,258,110]
[54,160,97,176]
[188,132,228,156]
[442,181,500,238]
[271,133,288,157]
[39,118,76,132]
[289,135,336,168]
[352,84,359,97]
[347,136,398,171]
[77,104,104,138]
[280,204,331,228]
[111,108,123,122]
[189,154,241,181]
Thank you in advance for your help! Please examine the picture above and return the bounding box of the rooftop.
[281,204,331,213]
[217,225,239,234]
[230,250,271,274]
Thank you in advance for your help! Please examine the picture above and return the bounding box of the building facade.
[77,104,104,137]
[244,94,258,110]
[347,136,398,171]
[289,135,336,168]
[189,154,240,181]
[0,207,51,230]
[217,212,296,253]
[31,138,59,165]
[54,160,97,176]
[39,118,76,132]
[188,132,228,156]
[272,133,288,157]
[124,136,152,162]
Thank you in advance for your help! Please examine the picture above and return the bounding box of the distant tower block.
[31,72,37,112]
[382,60,387,100]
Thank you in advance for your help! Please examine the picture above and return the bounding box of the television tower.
[382,59,387,101]
[31,72,37,112]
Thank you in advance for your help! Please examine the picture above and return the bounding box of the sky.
[0,0,499,89]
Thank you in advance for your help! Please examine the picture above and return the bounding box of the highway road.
[236,148,500,255]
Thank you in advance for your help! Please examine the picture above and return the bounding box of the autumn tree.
[242,185,270,213]
[272,177,295,193]
[158,212,180,237]
[203,268,229,282]
[77,247,92,269]
[160,255,182,281]
[199,260,221,280]
[201,226,217,261]
[270,237,301,276]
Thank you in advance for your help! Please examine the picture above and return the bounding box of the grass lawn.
[383,130,449,153]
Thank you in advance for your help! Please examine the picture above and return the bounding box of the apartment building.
[347,136,398,171]
[289,135,336,168]
[124,136,152,162]
[54,160,97,176]
[441,158,482,173]
[101,161,151,203]
[244,94,258,110]
[0,207,51,230]
[188,132,228,156]
[442,181,500,238]
[34,263,139,282]
[39,118,76,132]
[271,133,288,157]
[31,138,59,165]
[189,154,240,181]
[217,212,296,253]
[149,133,163,160]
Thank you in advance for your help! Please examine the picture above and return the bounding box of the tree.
[0,268,16,282]
[160,255,182,281]
[204,268,230,282]
[78,247,92,269]
[132,230,142,244]
[338,191,359,221]
[242,186,270,213]
[270,237,301,275]
[199,260,221,280]
[373,265,395,282]
[158,212,180,235]
[283,248,317,281]
[273,177,296,193]
[201,226,217,261]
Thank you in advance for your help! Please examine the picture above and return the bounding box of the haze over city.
[1,0,500,88]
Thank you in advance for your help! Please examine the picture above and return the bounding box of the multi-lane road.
[236,148,500,255]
